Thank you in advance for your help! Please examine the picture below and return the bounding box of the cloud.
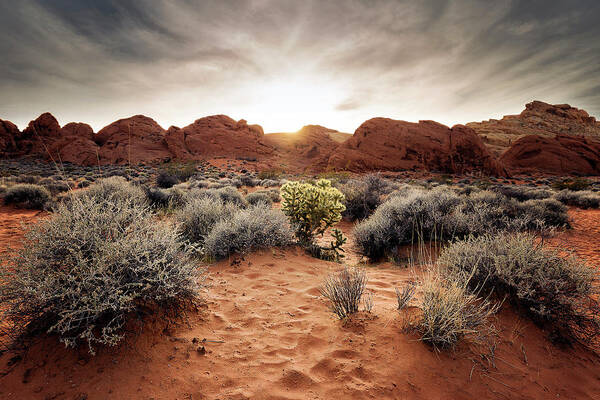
[0,0,598,132]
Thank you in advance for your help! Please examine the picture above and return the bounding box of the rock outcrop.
[165,115,274,160]
[0,119,22,157]
[264,125,347,171]
[500,134,600,176]
[328,118,507,175]
[468,101,600,156]
[95,115,170,164]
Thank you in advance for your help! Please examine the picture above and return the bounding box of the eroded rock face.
[468,101,600,156]
[328,118,507,175]
[164,115,274,160]
[500,134,600,176]
[95,115,170,164]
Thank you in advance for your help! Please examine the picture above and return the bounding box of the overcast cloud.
[1,0,599,132]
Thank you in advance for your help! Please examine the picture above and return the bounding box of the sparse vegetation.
[176,197,238,247]
[338,174,390,221]
[554,189,600,209]
[0,188,202,354]
[418,273,499,348]
[439,233,600,345]
[320,267,367,319]
[203,204,294,260]
[552,177,591,191]
[3,184,52,209]
[354,187,569,260]
[245,191,273,206]
[281,179,347,260]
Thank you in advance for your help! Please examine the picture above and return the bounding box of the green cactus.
[280,179,347,260]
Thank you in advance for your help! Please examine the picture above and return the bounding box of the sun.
[240,75,345,133]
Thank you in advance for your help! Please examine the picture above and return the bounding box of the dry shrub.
[203,204,294,260]
[554,189,600,209]
[439,233,600,346]
[320,267,367,319]
[245,191,273,206]
[418,273,499,348]
[396,282,416,310]
[3,184,51,209]
[176,197,238,247]
[354,187,569,260]
[0,194,202,354]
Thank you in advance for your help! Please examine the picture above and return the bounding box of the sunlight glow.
[240,75,346,133]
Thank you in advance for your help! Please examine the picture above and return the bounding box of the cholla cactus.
[281,179,346,243]
[281,179,347,260]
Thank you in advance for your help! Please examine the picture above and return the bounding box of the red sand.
[1,207,599,399]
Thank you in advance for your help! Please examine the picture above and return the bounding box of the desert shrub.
[338,174,389,221]
[203,204,294,260]
[76,176,147,207]
[552,178,591,191]
[3,184,51,209]
[492,185,552,201]
[77,179,92,188]
[281,179,347,260]
[257,168,283,180]
[354,187,461,259]
[0,194,202,353]
[396,282,416,310]
[518,198,569,228]
[156,171,179,189]
[259,179,280,187]
[354,188,569,260]
[189,186,247,207]
[157,162,197,188]
[554,190,600,209]
[320,267,367,319]
[176,197,238,247]
[438,233,599,345]
[15,175,41,184]
[144,186,187,210]
[418,273,499,348]
[240,175,257,187]
[43,181,72,195]
[245,191,273,206]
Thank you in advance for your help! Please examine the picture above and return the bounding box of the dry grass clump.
[0,192,202,354]
[2,183,52,209]
[439,233,600,345]
[320,267,368,319]
[418,273,499,348]
[203,204,294,260]
[396,282,416,310]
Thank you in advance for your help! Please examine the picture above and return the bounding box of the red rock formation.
[500,134,600,176]
[95,115,170,164]
[468,101,600,156]
[328,118,507,175]
[49,123,100,165]
[164,115,274,160]
[264,125,346,171]
[0,119,21,157]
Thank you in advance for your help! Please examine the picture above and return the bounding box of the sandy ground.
[0,206,599,399]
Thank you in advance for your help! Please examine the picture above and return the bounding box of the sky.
[0,0,599,133]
